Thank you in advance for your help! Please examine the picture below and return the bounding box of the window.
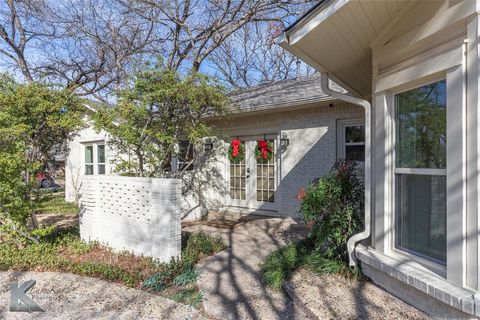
[177,140,194,171]
[394,80,446,264]
[83,143,106,175]
[85,145,94,175]
[337,120,365,163]
[256,139,275,203]
[97,145,106,174]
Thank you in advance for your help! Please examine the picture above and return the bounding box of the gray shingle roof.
[228,73,345,113]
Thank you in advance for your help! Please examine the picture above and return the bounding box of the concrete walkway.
[183,214,308,320]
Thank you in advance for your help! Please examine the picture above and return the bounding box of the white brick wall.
[66,102,364,220]
[206,102,364,217]
[78,175,181,262]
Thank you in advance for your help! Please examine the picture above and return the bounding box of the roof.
[228,73,345,114]
[283,0,330,33]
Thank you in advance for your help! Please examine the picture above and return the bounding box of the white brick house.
[65,73,365,219]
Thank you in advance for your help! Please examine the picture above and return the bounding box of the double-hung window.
[394,80,447,264]
[84,143,106,175]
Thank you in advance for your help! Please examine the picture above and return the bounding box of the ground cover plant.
[0,224,226,307]
[262,160,364,289]
[142,232,226,306]
[36,193,79,215]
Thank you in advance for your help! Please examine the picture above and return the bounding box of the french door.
[227,134,277,211]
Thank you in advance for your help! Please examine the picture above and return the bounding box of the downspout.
[320,73,371,267]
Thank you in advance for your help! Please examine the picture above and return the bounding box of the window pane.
[85,146,93,164]
[85,164,94,175]
[396,174,446,263]
[346,145,365,162]
[98,164,106,175]
[97,145,105,163]
[178,140,194,171]
[395,80,446,169]
[345,125,364,143]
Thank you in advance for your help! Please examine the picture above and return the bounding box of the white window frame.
[82,141,106,176]
[391,78,448,275]
[337,119,365,164]
[84,145,94,176]
[380,63,466,283]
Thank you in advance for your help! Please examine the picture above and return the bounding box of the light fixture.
[204,139,213,151]
[280,132,289,148]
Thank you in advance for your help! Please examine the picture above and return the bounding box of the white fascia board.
[285,0,350,46]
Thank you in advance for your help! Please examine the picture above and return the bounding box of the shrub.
[142,232,225,291]
[261,240,313,289]
[299,160,364,263]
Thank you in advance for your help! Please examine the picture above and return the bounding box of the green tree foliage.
[94,67,229,177]
[0,75,84,227]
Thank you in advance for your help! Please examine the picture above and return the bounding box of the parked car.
[36,172,54,188]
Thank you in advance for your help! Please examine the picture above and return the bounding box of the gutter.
[320,73,371,267]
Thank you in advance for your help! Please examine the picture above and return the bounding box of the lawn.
[35,193,79,215]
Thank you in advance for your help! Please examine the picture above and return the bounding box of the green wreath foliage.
[255,140,274,163]
[228,142,244,163]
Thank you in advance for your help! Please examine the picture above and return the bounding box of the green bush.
[299,160,364,263]
[142,232,226,292]
[261,240,312,289]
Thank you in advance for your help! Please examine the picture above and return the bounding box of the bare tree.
[115,0,315,72]
[0,0,316,99]
[0,0,156,100]
[209,22,314,87]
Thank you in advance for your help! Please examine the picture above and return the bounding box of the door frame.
[225,133,279,212]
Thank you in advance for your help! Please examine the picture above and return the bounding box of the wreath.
[255,139,274,163]
[228,138,244,163]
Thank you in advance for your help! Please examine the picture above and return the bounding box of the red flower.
[296,188,306,201]
[231,139,241,158]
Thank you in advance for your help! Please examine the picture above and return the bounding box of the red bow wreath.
[255,139,273,162]
[228,138,244,163]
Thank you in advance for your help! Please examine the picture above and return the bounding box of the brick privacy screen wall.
[78,175,182,262]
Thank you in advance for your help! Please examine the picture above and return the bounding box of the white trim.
[287,0,350,46]
[376,45,463,93]
[394,168,446,176]
[81,141,106,176]
[391,78,448,272]
[225,134,279,212]
[336,118,365,165]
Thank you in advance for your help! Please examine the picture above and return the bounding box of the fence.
[78,175,181,262]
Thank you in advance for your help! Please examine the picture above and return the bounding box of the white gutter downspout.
[320,73,371,267]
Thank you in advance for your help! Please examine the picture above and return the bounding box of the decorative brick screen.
[78,175,181,262]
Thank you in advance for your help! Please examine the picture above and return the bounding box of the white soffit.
[279,0,410,97]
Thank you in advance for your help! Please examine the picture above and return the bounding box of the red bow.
[257,140,272,160]
[231,139,241,157]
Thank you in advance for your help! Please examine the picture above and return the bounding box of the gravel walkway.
[184,213,428,320]
[184,214,309,320]
[285,269,429,320]
[0,271,205,320]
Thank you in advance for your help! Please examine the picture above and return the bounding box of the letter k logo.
[9,280,44,312]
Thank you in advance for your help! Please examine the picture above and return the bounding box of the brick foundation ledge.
[356,245,477,318]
